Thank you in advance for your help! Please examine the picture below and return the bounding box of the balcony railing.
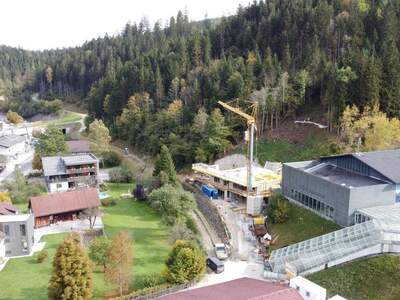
[66,166,96,174]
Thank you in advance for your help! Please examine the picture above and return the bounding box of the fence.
[114,280,197,300]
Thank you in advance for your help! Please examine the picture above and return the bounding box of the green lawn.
[102,183,170,288]
[14,203,28,213]
[0,234,69,300]
[0,183,170,299]
[308,255,400,300]
[33,111,82,127]
[269,202,340,249]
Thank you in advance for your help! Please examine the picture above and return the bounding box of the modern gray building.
[0,214,35,257]
[282,150,400,226]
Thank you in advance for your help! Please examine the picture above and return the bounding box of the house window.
[4,225,9,236]
[5,238,10,243]
[306,291,310,297]
[6,250,11,255]
[20,224,26,236]
[56,183,62,189]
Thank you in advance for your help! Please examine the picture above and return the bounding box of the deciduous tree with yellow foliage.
[340,105,400,152]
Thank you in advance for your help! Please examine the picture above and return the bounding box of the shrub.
[138,273,166,289]
[185,217,199,235]
[168,224,194,245]
[0,191,11,203]
[267,194,289,224]
[102,151,122,168]
[88,236,110,271]
[164,240,205,284]
[6,110,24,124]
[37,250,48,263]
[109,167,134,183]
[148,185,196,225]
[101,198,116,206]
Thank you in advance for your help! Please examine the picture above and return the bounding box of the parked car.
[214,243,229,260]
[206,256,224,273]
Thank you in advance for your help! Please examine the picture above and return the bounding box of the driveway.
[34,218,103,243]
[198,260,265,288]
[197,199,265,287]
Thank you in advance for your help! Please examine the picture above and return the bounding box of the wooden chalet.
[29,188,101,228]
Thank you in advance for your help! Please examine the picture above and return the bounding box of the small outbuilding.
[29,188,101,228]
[0,202,19,215]
[66,140,91,154]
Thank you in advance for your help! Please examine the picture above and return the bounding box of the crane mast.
[217,100,257,194]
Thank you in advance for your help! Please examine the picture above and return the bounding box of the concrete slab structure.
[192,163,281,215]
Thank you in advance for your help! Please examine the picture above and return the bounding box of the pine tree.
[153,145,177,185]
[48,234,93,300]
[105,231,133,297]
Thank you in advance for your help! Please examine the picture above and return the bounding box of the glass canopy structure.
[269,218,400,275]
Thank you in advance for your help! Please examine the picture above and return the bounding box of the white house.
[0,134,27,159]
[289,276,347,300]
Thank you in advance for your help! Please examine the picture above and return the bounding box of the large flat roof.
[192,163,281,188]
[0,134,25,148]
[0,214,32,223]
[307,163,386,188]
[356,204,400,222]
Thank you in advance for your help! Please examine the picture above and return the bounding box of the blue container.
[201,184,218,199]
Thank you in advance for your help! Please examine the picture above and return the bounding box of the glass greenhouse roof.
[269,218,400,275]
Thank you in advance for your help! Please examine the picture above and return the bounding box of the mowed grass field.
[0,183,170,300]
[269,202,341,250]
[308,255,400,300]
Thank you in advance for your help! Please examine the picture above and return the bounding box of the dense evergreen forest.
[1,0,400,166]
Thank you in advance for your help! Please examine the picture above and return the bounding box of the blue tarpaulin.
[201,184,219,199]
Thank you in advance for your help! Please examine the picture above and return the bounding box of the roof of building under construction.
[192,163,281,188]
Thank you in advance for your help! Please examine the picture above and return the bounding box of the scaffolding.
[269,218,400,276]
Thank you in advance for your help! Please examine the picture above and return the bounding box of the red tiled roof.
[29,188,101,217]
[160,278,303,300]
[66,140,91,153]
[0,202,19,215]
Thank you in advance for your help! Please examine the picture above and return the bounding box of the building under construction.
[192,160,281,215]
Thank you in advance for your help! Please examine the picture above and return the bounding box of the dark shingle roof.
[352,150,400,183]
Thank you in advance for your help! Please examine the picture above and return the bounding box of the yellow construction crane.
[218,100,258,193]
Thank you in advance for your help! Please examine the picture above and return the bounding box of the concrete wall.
[49,181,69,193]
[282,164,351,226]
[1,215,34,257]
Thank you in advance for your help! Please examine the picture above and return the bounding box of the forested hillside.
[1,0,400,165]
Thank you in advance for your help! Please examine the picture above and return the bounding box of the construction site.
[188,100,400,286]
